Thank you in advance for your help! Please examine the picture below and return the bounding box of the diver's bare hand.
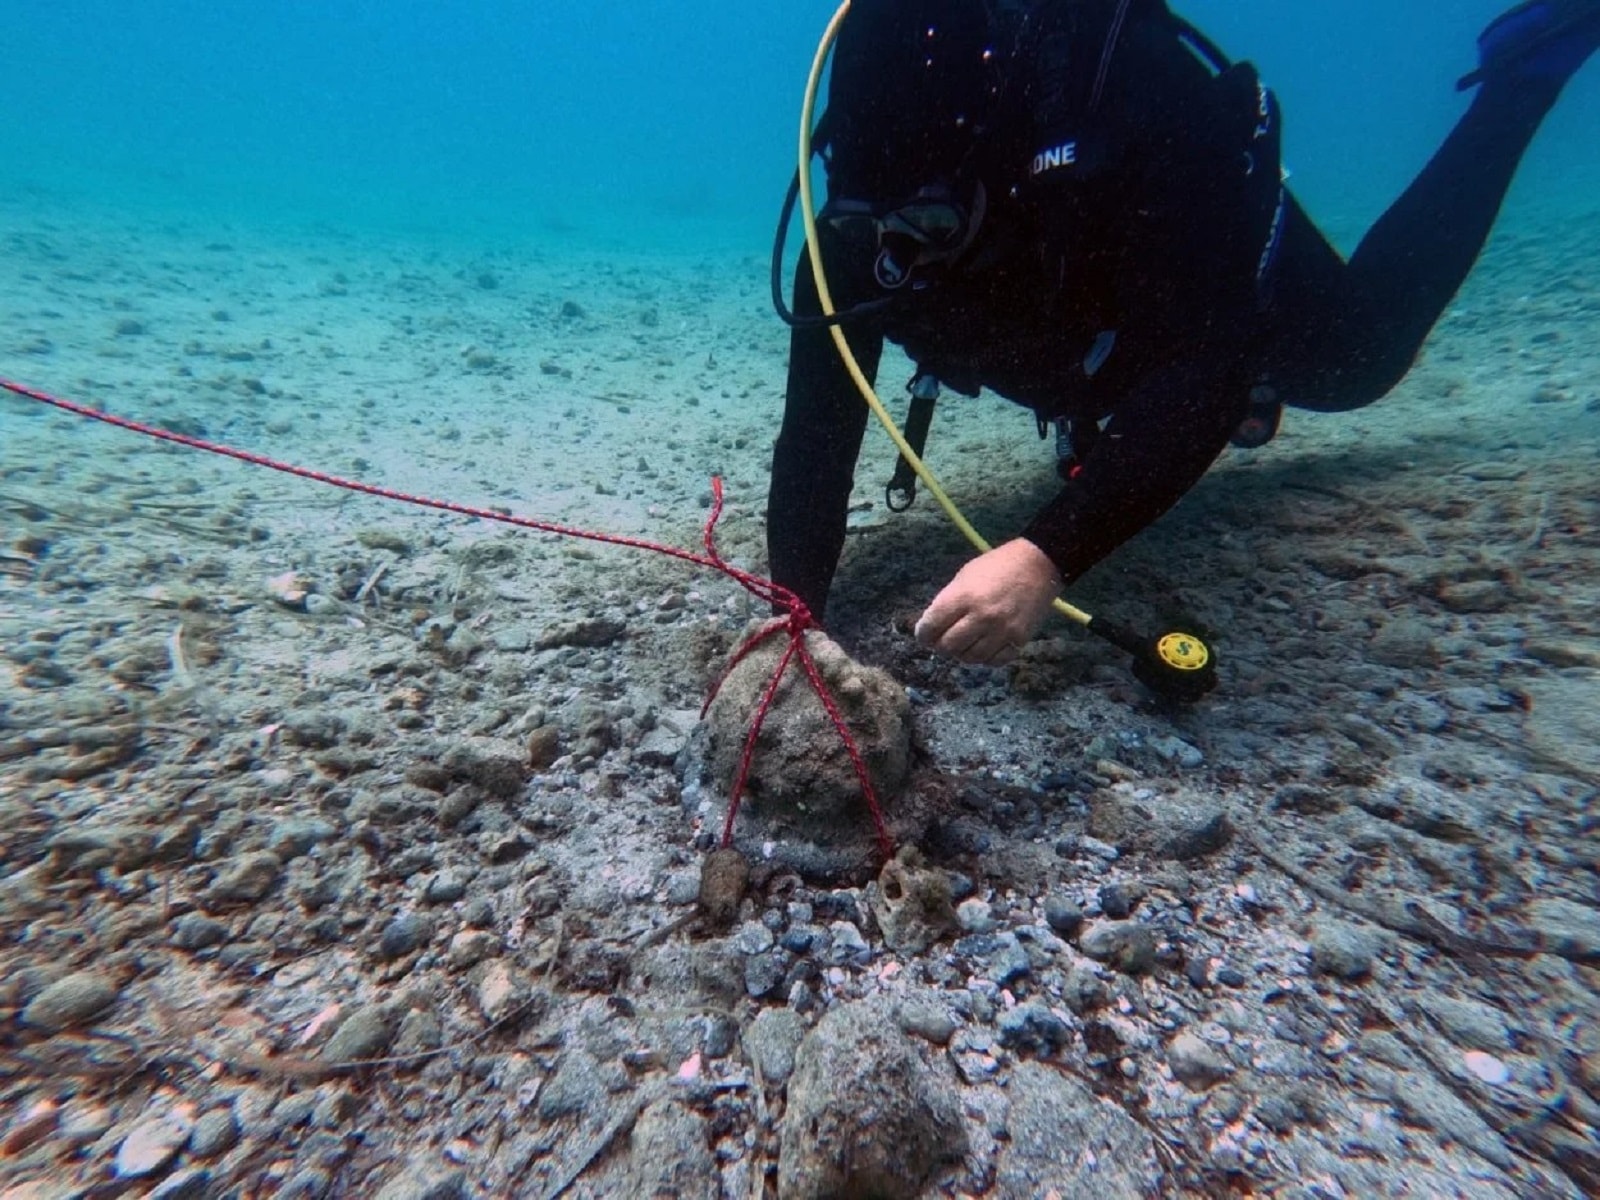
[914,538,1061,665]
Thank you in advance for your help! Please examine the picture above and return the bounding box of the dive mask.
[819,184,980,290]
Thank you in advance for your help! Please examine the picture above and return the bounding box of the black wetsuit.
[768,1,1571,622]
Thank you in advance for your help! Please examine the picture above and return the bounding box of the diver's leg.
[1337,47,1588,376]
[1255,199,1389,412]
[1264,8,1597,412]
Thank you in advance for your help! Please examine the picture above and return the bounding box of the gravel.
[4,206,1595,1199]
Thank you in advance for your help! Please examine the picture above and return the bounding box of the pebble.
[187,1107,239,1159]
[525,725,563,770]
[780,926,817,954]
[895,998,958,1045]
[279,1168,333,1198]
[633,714,694,767]
[476,961,533,1024]
[1309,922,1379,980]
[1167,1031,1236,1090]
[1253,1091,1305,1133]
[745,1007,806,1085]
[322,1005,396,1063]
[981,933,1032,986]
[115,1110,196,1179]
[296,872,346,912]
[303,593,342,617]
[378,912,433,960]
[827,920,868,962]
[1098,883,1133,919]
[21,970,120,1032]
[172,913,230,950]
[1078,920,1157,975]
[1211,1088,1247,1122]
[956,898,997,934]
[45,826,125,874]
[1525,897,1600,962]
[483,830,531,864]
[423,872,469,904]
[1043,894,1084,936]
[1161,810,1233,862]
[1060,964,1108,1014]
[1149,734,1205,768]
[780,999,967,1197]
[440,738,527,799]
[1079,835,1121,861]
[494,627,533,652]
[60,1102,114,1143]
[998,1001,1073,1056]
[745,950,790,999]
[697,847,750,930]
[1420,994,1515,1053]
[952,1042,1002,1084]
[312,1088,359,1129]
[703,1012,739,1058]
[394,1008,444,1058]
[436,788,480,828]
[272,1093,318,1130]
[1462,1050,1512,1086]
[205,851,283,905]
[2,1099,58,1156]
[1215,965,1248,988]
[447,930,499,970]
[282,708,344,748]
[268,819,336,861]
[732,920,776,956]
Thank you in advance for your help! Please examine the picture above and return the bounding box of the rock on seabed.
[20,971,120,1032]
[778,997,966,1199]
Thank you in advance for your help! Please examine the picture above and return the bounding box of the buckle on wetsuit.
[885,372,941,512]
[1230,384,1283,449]
[1054,417,1100,481]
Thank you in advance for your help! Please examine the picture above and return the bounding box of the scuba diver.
[767,0,1600,666]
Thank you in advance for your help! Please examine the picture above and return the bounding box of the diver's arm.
[766,247,884,623]
[1021,354,1251,584]
[916,354,1248,665]
[1015,34,1276,585]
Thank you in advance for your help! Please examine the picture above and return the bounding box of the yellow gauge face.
[1156,633,1211,672]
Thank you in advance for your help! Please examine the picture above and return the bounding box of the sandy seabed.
[3,188,1599,1198]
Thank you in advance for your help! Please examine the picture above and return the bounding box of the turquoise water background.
[3,1,1596,251]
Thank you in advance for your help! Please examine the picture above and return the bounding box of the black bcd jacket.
[768,0,1288,620]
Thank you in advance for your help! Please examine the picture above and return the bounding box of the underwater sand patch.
[1522,670,1600,778]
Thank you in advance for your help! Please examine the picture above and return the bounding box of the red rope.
[1,375,895,859]
[701,616,894,860]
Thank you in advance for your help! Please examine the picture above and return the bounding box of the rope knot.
[782,597,814,639]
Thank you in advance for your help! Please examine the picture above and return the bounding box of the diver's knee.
[1282,347,1418,413]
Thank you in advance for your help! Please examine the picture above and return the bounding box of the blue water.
[3,1,1595,252]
